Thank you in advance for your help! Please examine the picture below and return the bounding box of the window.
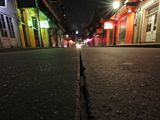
[0,0,6,7]
[146,24,151,32]
[146,17,151,32]
[0,14,8,37]
[6,16,15,38]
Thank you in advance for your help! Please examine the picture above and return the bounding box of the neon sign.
[40,21,49,28]
[104,22,113,29]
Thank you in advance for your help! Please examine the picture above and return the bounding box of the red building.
[104,0,138,45]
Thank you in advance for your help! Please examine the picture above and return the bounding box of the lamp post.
[112,1,120,46]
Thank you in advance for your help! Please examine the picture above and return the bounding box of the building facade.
[39,11,54,48]
[103,0,160,46]
[134,0,160,44]
[40,0,66,48]
[16,0,67,48]
[0,0,21,48]
[17,8,42,48]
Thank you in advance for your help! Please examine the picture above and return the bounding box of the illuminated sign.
[104,22,113,29]
[40,21,49,28]
[0,0,7,8]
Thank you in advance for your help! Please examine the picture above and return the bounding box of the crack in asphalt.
[79,50,90,120]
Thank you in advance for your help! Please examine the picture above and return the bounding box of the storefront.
[116,5,136,44]
[104,2,136,46]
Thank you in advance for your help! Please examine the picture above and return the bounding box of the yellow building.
[16,0,66,48]
[17,8,42,48]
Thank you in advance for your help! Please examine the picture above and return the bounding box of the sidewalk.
[107,43,160,48]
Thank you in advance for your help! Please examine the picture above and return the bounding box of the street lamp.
[112,1,120,9]
[66,34,69,38]
[76,30,79,35]
[112,1,120,46]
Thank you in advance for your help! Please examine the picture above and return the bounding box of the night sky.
[63,0,112,33]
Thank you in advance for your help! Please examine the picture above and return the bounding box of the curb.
[0,48,43,53]
[0,47,64,53]
[108,44,160,48]
[89,44,160,48]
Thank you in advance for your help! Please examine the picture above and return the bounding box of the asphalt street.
[0,48,79,120]
[1,47,160,120]
[81,47,160,120]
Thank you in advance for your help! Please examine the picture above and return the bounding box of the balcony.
[17,0,36,8]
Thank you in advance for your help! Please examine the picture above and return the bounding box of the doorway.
[34,29,40,47]
[32,17,40,47]
[22,24,29,47]
[119,17,127,44]
[145,5,158,42]
[109,29,113,45]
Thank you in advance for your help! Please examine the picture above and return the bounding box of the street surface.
[81,47,160,120]
[0,49,79,120]
[0,47,160,120]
